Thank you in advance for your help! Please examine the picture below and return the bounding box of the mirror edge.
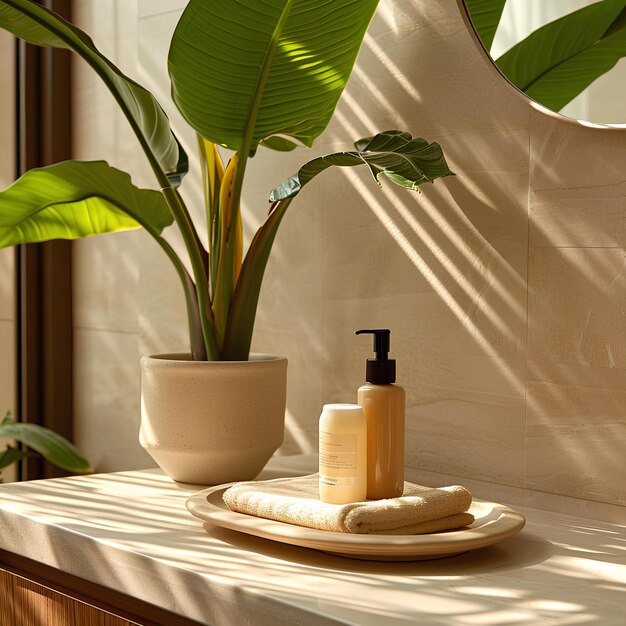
[455,0,626,131]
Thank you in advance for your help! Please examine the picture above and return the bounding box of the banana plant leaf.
[0,413,91,474]
[0,0,187,185]
[270,131,453,202]
[465,0,506,51]
[0,446,23,471]
[222,131,453,360]
[168,0,379,153]
[0,160,173,248]
[496,1,626,111]
[260,137,299,152]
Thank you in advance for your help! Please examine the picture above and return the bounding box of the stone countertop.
[0,455,624,625]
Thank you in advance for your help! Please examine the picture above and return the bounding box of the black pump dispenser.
[355,329,396,384]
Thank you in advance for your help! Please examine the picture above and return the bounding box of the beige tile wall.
[72,1,155,471]
[0,30,16,482]
[72,0,625,520]
[526,112,626,507]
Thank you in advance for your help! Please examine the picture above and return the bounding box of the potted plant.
[0,412,91,482]
[0,0,452,484]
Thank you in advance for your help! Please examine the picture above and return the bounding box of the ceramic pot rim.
[141,353,287,368]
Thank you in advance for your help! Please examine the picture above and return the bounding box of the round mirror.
[462,0,626,125]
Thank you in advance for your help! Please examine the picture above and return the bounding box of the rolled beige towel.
[223,474,474,535]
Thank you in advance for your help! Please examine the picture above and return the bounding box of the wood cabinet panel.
[0,551,204,626]
[0,568,137,626]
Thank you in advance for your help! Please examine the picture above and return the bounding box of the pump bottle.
[355,329,405,500]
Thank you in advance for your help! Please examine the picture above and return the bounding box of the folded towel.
[223,474,474,535]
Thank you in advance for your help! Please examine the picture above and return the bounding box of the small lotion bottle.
[319,403,367,504]
[356,329,405,500]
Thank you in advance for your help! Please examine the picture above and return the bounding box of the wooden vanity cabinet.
[0,551,202,626]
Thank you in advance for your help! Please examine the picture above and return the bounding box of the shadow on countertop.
[203,524,553,575]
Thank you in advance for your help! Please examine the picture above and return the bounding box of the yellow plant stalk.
[198,135,225,287]
[216,154,243,284]
[218,154,237,264]
[233,204,243,284]
[213,154,238,345]
[207,139,225,202]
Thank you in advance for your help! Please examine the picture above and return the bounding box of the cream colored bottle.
[356,329,405,500]
[319,404,367,504]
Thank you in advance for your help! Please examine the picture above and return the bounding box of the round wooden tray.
[186,484,526,561]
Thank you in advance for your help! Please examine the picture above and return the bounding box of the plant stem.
[157,185,217,359]
[62,30,217,359]
[222,198,292,360]
[144,228,207,361]
[161,187,218,360]
[120,117,216,360]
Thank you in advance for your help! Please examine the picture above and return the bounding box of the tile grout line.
[530,245,626,249]
[523,105,532,494]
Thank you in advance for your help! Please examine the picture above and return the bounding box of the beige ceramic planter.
[140,353,287,485]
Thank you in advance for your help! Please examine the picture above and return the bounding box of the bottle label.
[319,475,356,487]
[319,431,358,482]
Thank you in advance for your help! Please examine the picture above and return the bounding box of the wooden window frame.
[15,0,73,480]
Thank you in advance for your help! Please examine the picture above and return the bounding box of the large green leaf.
[223,131,452,360]
[270,131,454,202]
[496,0,626,106]
[0,161,173,248]
[465,0,506,51]
[168,0,379,154]
[0,413,91,473]
[0,0,186,185]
